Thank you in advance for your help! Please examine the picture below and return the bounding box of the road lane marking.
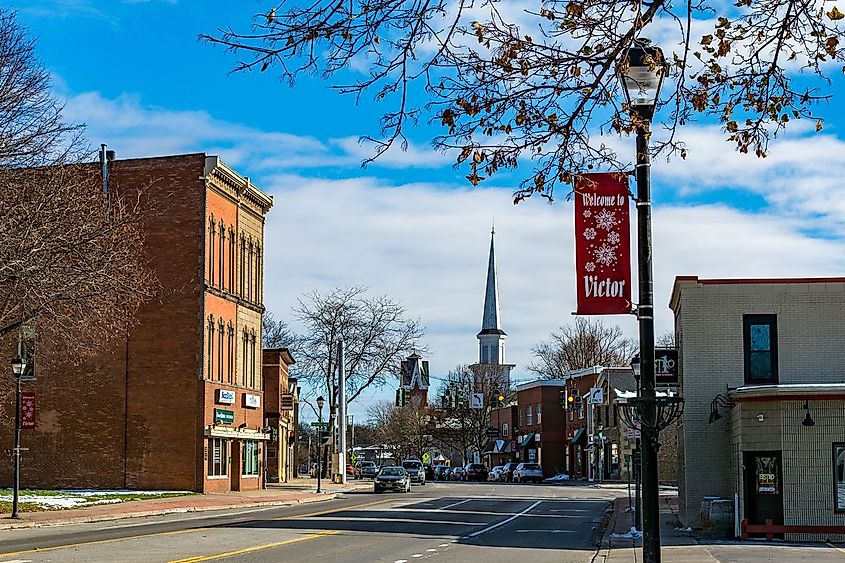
[272,498,393,520]
[515,529,576,533]
[439,499,473,510]
[0,497,386,559]
[167,530,337,563]
[0,528,210,558]
[463,500,542,539]
[411,555,423,559]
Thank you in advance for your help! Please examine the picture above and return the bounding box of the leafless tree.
[367,399,433,460]
[262,310,297,349]
[528,318,635,379]
[204,1,840,201]
[656,329,675,348]
[430,363,512,464]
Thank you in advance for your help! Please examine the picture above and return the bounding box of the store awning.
[204,425,271,441]
[520,433,537,449]
[571,427,587,446]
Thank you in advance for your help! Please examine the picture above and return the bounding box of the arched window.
[228,228,236,292]
[239,235,246,297]
[208,216,216,284]
[242,329,249,387]
[207,315,215,380]
[217,318,225,382]
[247,239,254,302]
[227,321,235,384]
[256,247,262,304]
[218,220,225,290]
[250,329,257,389]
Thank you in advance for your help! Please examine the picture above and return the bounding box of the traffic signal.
[559,390,566,408]
[567,391,578,412]
[288,430,295,445]
[492,390,506,408]
[320,431,330,445]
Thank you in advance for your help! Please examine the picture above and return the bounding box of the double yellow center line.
[168,530,338,563]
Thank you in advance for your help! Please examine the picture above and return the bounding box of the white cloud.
[63,88,845,420]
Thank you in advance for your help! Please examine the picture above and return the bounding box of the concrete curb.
[0,493,338,531]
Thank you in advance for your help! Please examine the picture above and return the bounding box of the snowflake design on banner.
[593,243,618,266]
[607,231,621,245]
[584,228,597,240]
[583,210,592,218]
[594,209,619,231]
[585,262,595,272]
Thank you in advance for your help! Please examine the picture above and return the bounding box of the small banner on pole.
[574,173,632,315]
[21,391,36,429]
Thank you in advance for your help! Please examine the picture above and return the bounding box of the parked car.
[450,467,465,481]
[424,464,436,480]
[438,466,452,481]
[354,460,378,479]
[500,462,519,482]
[512,462,544,483]
[374,466,411,493]
[401,459,426,485]
[463,463,488,481]
[488,466,504,481]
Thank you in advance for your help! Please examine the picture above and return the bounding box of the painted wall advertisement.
[574,173,632,315]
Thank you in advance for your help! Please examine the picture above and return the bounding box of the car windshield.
[523,464,542,470]
[379,467,404,476]
[469,464,485,470]
[360,462,375,467]
[402,461,421,469]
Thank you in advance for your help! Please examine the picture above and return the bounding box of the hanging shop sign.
[21,392,36,429]
[280,393,295,410]
[574,173,632,315]
[655,348,679,386]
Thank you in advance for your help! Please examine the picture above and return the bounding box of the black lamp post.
[619,41,666,563]
[316,395,325,494]
[629,354,642,532]
[10,355,26,519]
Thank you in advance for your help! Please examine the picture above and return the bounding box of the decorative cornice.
[203,156,274,216]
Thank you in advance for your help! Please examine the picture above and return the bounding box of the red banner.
[575,173,632,315]
[21,392,36,429]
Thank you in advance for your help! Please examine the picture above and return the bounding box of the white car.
[488,466,504,481]
[512,463,544,483]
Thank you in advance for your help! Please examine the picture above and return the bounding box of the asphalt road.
[0,482,614,562]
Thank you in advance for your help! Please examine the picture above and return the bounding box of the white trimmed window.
[242,441,259,476]
[208,438,228,477]
[536,403,542,425]
[526,405,533,426]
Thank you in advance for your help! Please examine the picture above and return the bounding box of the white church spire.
[478,227,507,364]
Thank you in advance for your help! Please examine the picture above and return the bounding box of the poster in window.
[835,444,845,511]
[756,456,779,495]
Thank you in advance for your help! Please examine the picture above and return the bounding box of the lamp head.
[802,400,815,427]
[708,408,722,424]
[629,354,641,378]
[618,42,666,121]
[316,395,325,410]
[11,356,26,377]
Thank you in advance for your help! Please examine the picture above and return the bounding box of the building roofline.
[515,379,568,391]
[669,275,845,311]
[730,383,845,400]
[204,155,274,211]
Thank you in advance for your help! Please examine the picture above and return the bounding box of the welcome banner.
[574,173,632,315]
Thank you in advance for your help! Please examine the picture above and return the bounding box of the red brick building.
[562,367,601,480]
[262,348,298,483]
[0,153,273,493]
[514,380,568,478]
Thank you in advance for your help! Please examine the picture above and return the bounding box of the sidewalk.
[0,479,370,531]
[596,494,702,562]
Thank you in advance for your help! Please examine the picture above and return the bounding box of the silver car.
[374,466,411,493]
[401,459,426,485]
[512,462,544,483]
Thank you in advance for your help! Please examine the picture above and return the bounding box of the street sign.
[310,421,328,428]
[486,427,499,438]
[626,428,641,439]
[422,452,430,464]
[589,387,604,404]
[470,392,484,409]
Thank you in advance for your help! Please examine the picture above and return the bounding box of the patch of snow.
[543,474,570,482]
[610,527,644,540]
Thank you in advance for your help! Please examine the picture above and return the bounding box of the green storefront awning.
[571,427,587,446]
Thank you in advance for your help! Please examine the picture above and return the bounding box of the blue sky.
[14,1,845,420]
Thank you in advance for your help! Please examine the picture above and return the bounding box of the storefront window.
[835,444,845,512]
[208,438,228,477]
[243,440,259,476]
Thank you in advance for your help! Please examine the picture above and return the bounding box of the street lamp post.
[619,42,666,563]
[10,355,26,519]
[316,395,325,494]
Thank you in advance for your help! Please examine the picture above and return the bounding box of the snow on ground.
[0,489,192,509]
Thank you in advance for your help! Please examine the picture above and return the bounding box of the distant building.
[514,379,569,478]
[672,276,845,540]
[263,348,298,483]
[0,154,273,493]
[400,352,430,406]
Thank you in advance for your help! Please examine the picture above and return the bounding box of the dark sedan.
[374,466,411,493]
[463,463,488,481]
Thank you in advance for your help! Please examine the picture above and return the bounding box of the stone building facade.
[671,276,845,540]
[0,153,273,493]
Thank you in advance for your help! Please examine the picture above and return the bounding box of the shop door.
[744,451,784,535]
[230,440,241,492]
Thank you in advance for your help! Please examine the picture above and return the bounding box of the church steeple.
[478,227,507,364]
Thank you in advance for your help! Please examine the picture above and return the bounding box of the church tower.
[473,228,515,389]
[478,228,507,364]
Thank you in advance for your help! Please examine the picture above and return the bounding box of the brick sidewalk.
[0,485,352,530]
